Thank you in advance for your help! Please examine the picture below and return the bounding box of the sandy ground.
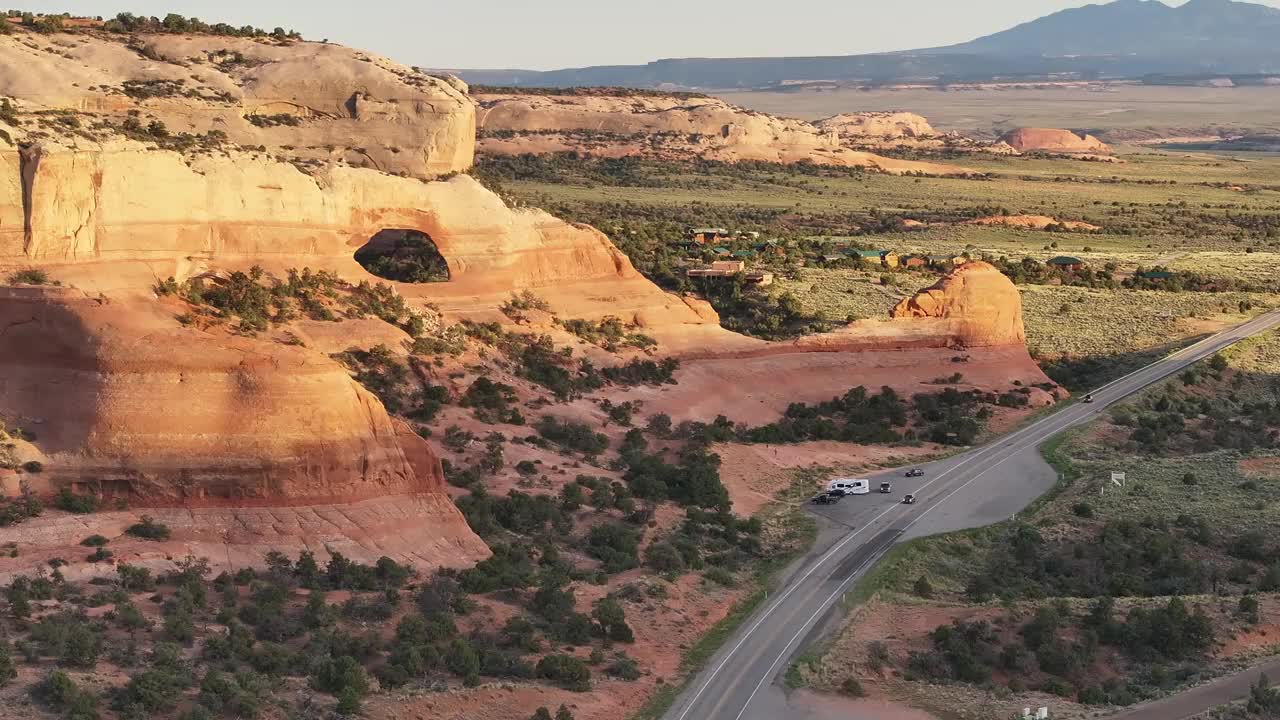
[714,441,947,515]
[615,346,1048,426]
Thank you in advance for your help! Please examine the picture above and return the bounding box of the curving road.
[665,308,1280,720]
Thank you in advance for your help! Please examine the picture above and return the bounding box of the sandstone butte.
[997,127,1113,154]
[0,28,1055,579]
[475,91,978,175]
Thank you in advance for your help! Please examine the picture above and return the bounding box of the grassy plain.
[488,149,1280,380]
[802,330,1280,717]
[716,85,1280,139]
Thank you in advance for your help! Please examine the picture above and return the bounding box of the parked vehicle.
[905,468,924,477]
[879,481,892,494]
[827,478,870,495]
[902,494,917,505]
[811,492,841,505]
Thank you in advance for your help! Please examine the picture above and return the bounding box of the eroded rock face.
[0,285,489,571]
[0,287,434,505]
[0,31,474,179]
[475,92,973,175]
[815,111,939,139]
[891,261,1026,347]
[0,138,723,346]
[998,128,1111,154]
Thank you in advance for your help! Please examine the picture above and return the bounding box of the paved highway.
[665,308,1280,720]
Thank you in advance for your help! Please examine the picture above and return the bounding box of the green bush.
[55,488,97,514]
[536,653,591,692]
[126,516,171,541]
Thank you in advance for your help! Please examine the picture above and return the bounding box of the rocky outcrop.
[0,138,722,346]
[998,128,1111,154]
[967,215,1100,231]
[815,111,938,139]
[891,261,1026,347]
[0,30,474,179]
[0,285,489,571]
[475,92,974,175]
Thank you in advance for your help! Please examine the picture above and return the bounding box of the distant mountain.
[447,0,1280,89]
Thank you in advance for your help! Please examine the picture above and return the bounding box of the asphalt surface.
[665,308,1280,720]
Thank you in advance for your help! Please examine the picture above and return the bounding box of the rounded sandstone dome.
[892,261,1025,347]
[998,128,1111,154]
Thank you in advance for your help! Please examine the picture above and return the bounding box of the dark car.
[879,481,892,494]
[811,493,841,505]
[903,494,917,505]
[905,468,924,477]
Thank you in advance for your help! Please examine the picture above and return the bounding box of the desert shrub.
[309,655,369,697]
[461,376,525,424]
[840,676,866,697]
[536,653,591,692]
[54,488,97,514]
[7,268,50,285]
[591,597,635,643]
[585,522,642,573]
[80,535,109,547]
[126,516,171,540]
[536,416,609,457]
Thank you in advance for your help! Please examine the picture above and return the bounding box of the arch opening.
[354,229,450,283]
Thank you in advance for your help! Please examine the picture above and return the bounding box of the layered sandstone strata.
[0,285,489,571]
[475,92,973,175]
[0,30,474,179]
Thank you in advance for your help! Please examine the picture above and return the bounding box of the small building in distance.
[689,227,730,245]
[687,260,747,279]
[1047,255,1086,271]
[901,254,929,269]
[927,254,967,269]
[744,270,774,286]
[846,248,900,268]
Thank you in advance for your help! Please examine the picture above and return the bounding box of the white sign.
[1111,472,1126,487]
[1037,708,1050,720]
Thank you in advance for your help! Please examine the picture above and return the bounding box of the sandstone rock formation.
[475,92,974,175]
[967,215,1101,231]
[891,261,1026,347]
[0,285,489,571]
[815,111,939,139]
[0,28,1057,578]
[998,128,1112,154]
[0,29,474,179]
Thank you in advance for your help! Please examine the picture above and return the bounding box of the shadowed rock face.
[0,287,440,506]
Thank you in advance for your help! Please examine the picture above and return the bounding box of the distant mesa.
[475,90,978,175]
[997,128,1112,154]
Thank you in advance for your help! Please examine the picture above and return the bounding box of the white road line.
[670,310,1280,720]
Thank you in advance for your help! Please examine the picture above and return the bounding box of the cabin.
[744,271,774,286]
[901,254,929,269]
[689,227,730,245]
[927,254,965,269]
[755,241,787,258]
[687,260,747,279]
[1047,256,1086,271]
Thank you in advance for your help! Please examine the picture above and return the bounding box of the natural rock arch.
[354,229,451,283]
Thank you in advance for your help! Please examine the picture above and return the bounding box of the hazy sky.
[20,0,1280,69]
